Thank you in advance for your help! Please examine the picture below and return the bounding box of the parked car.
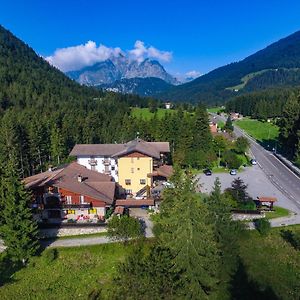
[250,159,257,165]
[230,169,237,175]
[204,169,212,176]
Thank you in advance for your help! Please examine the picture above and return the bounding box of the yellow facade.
[118,155,153,195]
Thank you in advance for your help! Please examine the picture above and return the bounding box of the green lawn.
[131,107,175,120]
[0,242,149,300]
[236,118,279,147]
[217,120,225,129]
[207,106,224,114]
[1,225,300,299]
[238,225,300,299]
[265,206,290,219]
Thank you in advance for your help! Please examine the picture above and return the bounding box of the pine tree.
[224,116,234,132]
[111,244,176,300]
[50,125,65,165]
[157,169,220,299]
[207,178,244,298]
[0,154,40,264]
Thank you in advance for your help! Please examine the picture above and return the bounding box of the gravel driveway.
[196,165,300,216]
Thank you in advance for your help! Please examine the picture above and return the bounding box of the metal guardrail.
[273,152,300,178]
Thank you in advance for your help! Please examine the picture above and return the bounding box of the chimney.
[77,175,83,183]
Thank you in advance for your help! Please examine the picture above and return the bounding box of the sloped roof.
[69,138,170,158]
[69,144,124,156]
[148,165,173,178]
[24,162,115,204]
[115,199,154,207]
[257,197,277,202]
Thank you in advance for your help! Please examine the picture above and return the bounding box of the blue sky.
[1,0,300,78]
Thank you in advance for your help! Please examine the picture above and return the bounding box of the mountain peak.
[66,57,177,86]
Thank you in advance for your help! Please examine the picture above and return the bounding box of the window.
[111,166,115,171]
[66,195,72,204]
[140,179,146,185]
[125,179,131,185]
[131,168,134,173]
[80,195,85,204]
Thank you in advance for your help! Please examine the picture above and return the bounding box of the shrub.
[281,230,300,250]
[238,201,256,210]
[222,150,243,169]
[107,215,143,242]
[254,218,271,235]
[43,248,58,264]
[105,207,114,219]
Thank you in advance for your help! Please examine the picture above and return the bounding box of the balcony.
[62,203,92,209]
[88,158,98,166]
[103,159,111,166]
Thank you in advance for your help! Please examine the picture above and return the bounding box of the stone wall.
[232,213,265,221]
[39,227,107,239]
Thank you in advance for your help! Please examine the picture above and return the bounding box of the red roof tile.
[115,199,154,207]
[24,162,115,204]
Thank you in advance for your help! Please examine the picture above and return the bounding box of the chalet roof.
[69,138,170,158]
[24,162,115,204]
[257,197,277,202]
[115,199,154,207]
[114,206,125,215]
[148,165,174,178]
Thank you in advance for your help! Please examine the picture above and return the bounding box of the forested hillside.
[0,25,213,177]
[225,88,296,119]
[159,30,300,104]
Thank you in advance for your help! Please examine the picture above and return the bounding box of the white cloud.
[46,40,172,72]
[185,70,202,79]
[129,40,172,63]
[45,41,123,72]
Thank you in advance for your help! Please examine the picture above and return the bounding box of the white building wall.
[76,156,119,182]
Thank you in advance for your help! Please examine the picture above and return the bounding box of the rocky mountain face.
[66,55,178,86]
[98,77,173,96]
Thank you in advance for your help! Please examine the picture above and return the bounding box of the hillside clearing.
[236,118,279,145]
[131,107,175,120]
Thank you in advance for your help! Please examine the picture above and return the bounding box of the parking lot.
[196,165,300,215]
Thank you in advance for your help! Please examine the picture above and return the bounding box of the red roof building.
[24,162,116,222]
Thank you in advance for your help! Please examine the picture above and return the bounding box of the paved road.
[213,113,300,211]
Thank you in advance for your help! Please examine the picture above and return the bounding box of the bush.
[43,249,58,264]
[281,230,300,250]
[238,201,256,210]
[105,207,114,219]
[254,218,271,235]
[222,150,243,169]
[107,215,143,242]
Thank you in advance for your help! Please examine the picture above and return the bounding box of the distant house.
[230,112,243,121]
[165,102,172,109]
[209,122,218,133]
[24,162,115,222]
[70,138,171,198]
